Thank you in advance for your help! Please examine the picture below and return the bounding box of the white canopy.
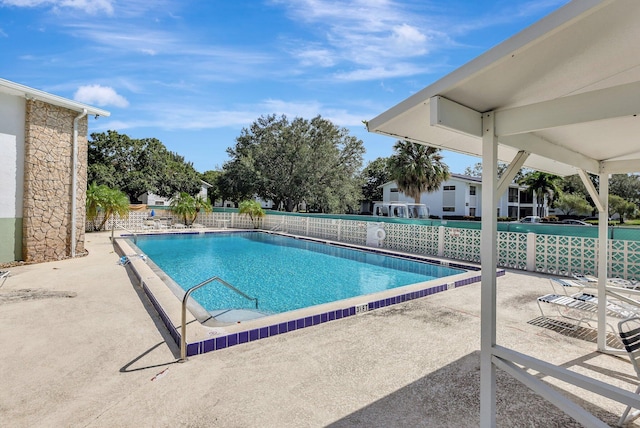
[368,1,640,426]
[368,0,640,178]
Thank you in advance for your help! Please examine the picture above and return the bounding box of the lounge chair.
[549,277,590,295]
[0,270,9,287]
[617,317,640,426]
[141,220,155,231]
[550,275,639,296]
[573,273,639,288]
[537,291,638,333]
[154,220,169,229]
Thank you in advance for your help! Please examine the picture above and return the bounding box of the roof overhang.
[368,0,640,177]
[0,78,111,118]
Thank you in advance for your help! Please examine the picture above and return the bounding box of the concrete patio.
[1,231,639,427]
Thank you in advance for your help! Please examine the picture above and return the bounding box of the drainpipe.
[71,109,87,258]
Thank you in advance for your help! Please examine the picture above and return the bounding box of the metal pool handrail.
[111,221,138,244]
[179,276,258,362]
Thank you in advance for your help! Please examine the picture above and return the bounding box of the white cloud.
[74,84,129,107]
[98,97,377,133]
[1,0,114,14]
[294,47,336,67]
[274,0,567,81]
[334,63,427,82]
[274,0,441,80]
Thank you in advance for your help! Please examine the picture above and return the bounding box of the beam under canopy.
[494,81,640,136]
[497,150,529,198]
[499,134,599,174]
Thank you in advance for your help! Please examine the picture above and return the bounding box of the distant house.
[0,78,109,263]
[137,180,212,207]
[379,173,541,219]
[212,195,274,210]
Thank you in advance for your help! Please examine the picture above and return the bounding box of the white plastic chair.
[618,317,640,426]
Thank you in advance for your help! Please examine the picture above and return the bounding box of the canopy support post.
[597,167,609,351]
[480,111,498,428]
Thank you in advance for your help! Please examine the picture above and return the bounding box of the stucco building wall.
[0,92,25,262]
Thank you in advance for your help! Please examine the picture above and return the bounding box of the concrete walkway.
[0,232,638,427]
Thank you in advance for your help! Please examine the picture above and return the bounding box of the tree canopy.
[387,140,450,204]
[609,194,637,224]
[610,174,640,205]
[554,193,592,216]
[223,114,364,213]
[200,170,223,206]
[88,130,201,202]
[360,157,391,205]
[462,161,516,180]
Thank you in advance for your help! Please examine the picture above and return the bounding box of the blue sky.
[1,0,569,174]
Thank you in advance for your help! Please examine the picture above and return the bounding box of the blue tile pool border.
[121,230,497,357]
[182,270,500,357]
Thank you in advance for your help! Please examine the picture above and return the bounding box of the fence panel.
[96,212,640,280]
[443,227,481,263]
[497,231,528,270]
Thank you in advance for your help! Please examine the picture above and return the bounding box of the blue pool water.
[132,232,464,315]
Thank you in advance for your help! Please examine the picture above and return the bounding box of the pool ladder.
[111,221,138,244]
[179,276,258,362]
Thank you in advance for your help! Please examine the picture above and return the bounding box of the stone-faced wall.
[22,100,88,262]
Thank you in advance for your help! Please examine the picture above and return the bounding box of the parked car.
[518,216,542,223]
[562,219,591,226]
[372,202,430,219]
[582,216,611,222]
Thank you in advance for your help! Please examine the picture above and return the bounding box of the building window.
[155,201,164,206]
[443,185,455,208]
[469,185,476,196]
[389,187,399,202]
[443,207,455,212]
[469,207,476,216]
[508,187,519,203]
[520,189,533,204]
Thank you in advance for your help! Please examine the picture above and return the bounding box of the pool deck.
[1,231,639,427]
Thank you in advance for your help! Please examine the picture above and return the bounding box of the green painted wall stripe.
[0,217,22,263]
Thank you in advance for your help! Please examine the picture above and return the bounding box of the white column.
[480,111,498,427]
[526,232,537,271]
[597,169,609,351]
[438,225,445,257]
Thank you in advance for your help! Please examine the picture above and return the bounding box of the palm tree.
[86,182,103,232]
[170,192,197,226]
[238,200,265,228]
[518,171,563,217]
[387,140,450,203]
[86,182,130,231]
[194,195,213,216]
[170,193,213,226]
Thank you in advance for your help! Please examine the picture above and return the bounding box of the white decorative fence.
[98,212,640,281]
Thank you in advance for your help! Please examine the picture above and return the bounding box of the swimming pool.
[118,230,488,356]
[132,232,465,319]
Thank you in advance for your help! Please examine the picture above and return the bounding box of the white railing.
[97,212,640,281]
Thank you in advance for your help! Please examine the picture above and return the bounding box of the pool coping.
[114,230,502,357]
